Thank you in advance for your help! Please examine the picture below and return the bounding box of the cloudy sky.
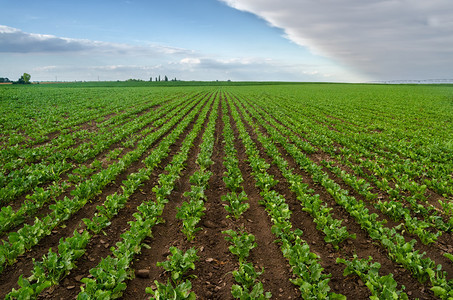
[1,0,452,82]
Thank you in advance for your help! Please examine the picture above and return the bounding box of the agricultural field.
[0,82,452,299]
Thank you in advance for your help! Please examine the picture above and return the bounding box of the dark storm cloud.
[221,0,453,80]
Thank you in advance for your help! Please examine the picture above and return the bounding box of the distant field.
[0,82,452,299]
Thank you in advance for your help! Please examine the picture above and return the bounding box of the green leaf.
[431,286,447,298]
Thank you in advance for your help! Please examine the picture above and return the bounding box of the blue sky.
[1,0,452,82]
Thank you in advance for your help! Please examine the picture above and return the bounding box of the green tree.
[15,73,31,84]
[23,73,31,83]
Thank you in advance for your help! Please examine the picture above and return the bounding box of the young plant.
[146,279,196,300]
[189,170,212,186]
[231,262,271,300]
[337,255,408,300]
[223,229,257,263]
[157,247,199,284]
[176,199,205,241]
[222,191,249,219]
[147,247,199,299]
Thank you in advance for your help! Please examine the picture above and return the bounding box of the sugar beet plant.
[223,229,271,299]
[5,93,207,299]
[337,255,409,300]
[221,99,249,219]
[240,88,453,298]
[176,93,219,240]
[77,94,214,299]
[227,95,345,299]
[235,97,356,249]
[2,83,453,299]
[0,94,201,276]
[146,247,199,299]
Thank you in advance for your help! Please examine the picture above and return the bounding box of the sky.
[1,0,452,82]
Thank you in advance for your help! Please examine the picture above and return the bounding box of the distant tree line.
[0,77,11,83]
[125,75,177,82]
[150,75,177,82]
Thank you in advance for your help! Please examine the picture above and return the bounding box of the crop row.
[232,88,453,298]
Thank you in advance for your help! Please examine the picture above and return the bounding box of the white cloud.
[0,25,190,56]
[32,65,57,72]
[180,58,201,64]
[19,57,337,82]
[0,25,358,82]
[220,0,453,80]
